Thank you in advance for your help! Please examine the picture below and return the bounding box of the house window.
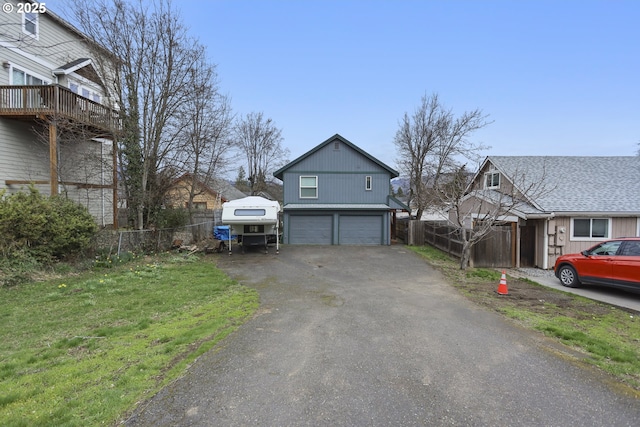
[334,141,340,150]
[10,67,48,108]
[571,218,611,240]
[70,81,102,103]
[12,68,46,85]
[23,12,39,38]
[300,176,318,198]
[186,202,207,209]
[365,176,372,191]
[485,172,500,189]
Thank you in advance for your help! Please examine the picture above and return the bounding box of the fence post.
[408,220,414,245]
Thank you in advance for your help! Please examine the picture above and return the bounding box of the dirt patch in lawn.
[452,272,615,318]
[411,245,634,322]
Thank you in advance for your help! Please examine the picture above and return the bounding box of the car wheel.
[558,265,581,288]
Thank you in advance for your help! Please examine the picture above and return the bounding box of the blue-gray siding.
[282,172,391,205]
[281,140,392,206]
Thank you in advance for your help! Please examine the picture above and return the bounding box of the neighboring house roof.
[171,173,246,203]
[273,134,399,180]
[255,190,276,201]
[476,156,640,215]
[210,178,247,201]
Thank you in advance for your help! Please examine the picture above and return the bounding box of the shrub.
[0,187,98,264]
[155,207,189,229]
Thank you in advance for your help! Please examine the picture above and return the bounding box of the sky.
[49,0,639,173]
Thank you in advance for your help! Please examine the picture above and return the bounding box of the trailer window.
[234,209,266,216]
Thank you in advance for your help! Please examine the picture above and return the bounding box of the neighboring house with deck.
[0,1,119,226]
[457,156,640,269]
[273,134,408,245]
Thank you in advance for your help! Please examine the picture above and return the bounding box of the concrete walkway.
[507,268,640,313]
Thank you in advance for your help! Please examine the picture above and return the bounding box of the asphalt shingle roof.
[487,156,640,213]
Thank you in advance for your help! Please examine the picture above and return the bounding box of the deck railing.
[0,85,120,132]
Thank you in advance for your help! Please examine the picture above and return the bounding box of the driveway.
[127,245,639,426]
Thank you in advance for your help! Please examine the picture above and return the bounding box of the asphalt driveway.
[127,245,639,426]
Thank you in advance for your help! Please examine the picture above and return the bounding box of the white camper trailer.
[221,196,280,254]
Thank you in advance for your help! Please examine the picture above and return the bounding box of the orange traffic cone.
[497,270,509,295]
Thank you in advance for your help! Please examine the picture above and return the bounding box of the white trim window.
[300,176,318,199]
[365,176,372,191]
[571,218,611,241]
[9,66,50,108]
[484,172,500,189]
[69,79,102,103]
[22,12,39,39]
[11,67,49,85]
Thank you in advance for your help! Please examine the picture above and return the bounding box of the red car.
[554,237,640,292]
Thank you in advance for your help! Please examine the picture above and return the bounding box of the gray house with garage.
[273,134,408,245]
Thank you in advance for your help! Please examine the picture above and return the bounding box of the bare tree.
[234,112,289,195]
[171,51,235,218]
[74,0,215,229]
[442,161,554,269]
[394,93,491,219]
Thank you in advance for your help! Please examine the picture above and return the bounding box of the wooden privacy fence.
[403,220,514,268]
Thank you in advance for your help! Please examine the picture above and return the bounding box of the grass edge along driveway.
[0,254,258,427]
[409,245,640,397]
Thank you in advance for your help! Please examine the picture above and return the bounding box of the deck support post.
[49,121,57,195]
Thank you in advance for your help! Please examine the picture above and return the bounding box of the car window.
[619,241,640,256]
[588,241,622,256]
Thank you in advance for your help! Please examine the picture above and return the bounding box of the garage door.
[289,215,333,244]
[339,215,383,245]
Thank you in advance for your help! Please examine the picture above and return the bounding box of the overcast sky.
[50,0,640,171]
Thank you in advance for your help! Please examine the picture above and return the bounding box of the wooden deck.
[0,85,119,133]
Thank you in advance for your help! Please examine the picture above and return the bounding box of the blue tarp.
[213,225,236,241]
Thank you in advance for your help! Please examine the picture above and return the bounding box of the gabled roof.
[172,173,247,202]
[476,156,640,214]
[210,178,247,201]
[53,58,93,75]
[273,134,399,180]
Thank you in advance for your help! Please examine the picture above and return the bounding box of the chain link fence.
[95,210,223,256]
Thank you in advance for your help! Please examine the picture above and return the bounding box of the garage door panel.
[339,215,383,245]
[289,215,332,244]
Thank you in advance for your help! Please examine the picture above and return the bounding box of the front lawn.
[0,254,259,426]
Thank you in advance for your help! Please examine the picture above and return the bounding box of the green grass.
[408,244,640,393]
[0,254,259,426]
